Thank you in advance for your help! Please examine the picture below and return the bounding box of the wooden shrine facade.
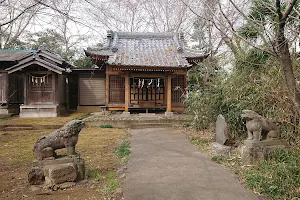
[0,31,208,117]
[83,31,209,114]
[0,50,72,118]
[104,66,187,112]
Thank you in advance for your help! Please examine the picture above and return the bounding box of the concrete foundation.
[164,112,174,117]
[122,111,131,117]
[0,105,19,116]
[20,104,65,118]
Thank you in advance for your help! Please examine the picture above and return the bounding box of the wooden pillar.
[4,73,8,104]
[106,74,109,106]
[52,73,56,104]
[124,73,130,112]
[24,74,28,105]
[184,73,187,95]
[167,74,172,112]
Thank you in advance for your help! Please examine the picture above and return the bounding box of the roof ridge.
[112,31,177,39]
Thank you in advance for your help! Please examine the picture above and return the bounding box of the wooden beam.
[124,73,130,112]
[167,74,172,112]
[106,71,122,75]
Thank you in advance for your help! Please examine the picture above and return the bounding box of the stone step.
[138,113,156,116]
[130,123,172,129]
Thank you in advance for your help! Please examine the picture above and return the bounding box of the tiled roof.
[4,50,72,74]
[85,31,208,68]
[0,50,36,61]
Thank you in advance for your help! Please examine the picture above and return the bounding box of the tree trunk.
[276,22,300,115]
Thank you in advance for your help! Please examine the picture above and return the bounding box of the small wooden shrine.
[2,50,72,117]
[84,31,208,114]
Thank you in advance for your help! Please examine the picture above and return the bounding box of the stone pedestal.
[122,111,131,117]
[0,105,19,116]
[165,112,174,117]
[240,139,288,165]
[28,155,85,189]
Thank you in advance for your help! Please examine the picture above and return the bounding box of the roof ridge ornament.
[107,30,113,38]
[111,32,119,53]
[173,33,183,53]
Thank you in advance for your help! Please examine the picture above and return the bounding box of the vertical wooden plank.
[66,75,69,110]
[106,74,109,106]
[4,73,8,103]
[24,74,28,105]
[184,72,187,95]
[124,73,130,112]
[167,74,172,112]
[78,75,80,106]
[164,76,167,105]
[52,73,56,104]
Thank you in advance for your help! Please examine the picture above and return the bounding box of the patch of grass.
[211,154,241,174]
[0,129,54,164]
[190,136,213,151]
[87,169,103,180]
[77,127,128,172]
[106,171,117,179]
[0,124,128,199]
[115,139,130,162]
[183,122,191,127]
[242,148,300,199]
[211,155,228,164]
[0,116,10,121]
[99,124,113,128]
[101,179,120,195]
[100,171,120,195]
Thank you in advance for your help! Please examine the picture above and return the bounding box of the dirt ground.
[0,115,128,200]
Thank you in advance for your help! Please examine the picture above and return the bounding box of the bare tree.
[83,0,195,33]
[185,0,300,114]
[274,0,300,113]
[0,0,41,48]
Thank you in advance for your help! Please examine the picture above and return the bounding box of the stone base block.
[240,139,288,165]
[28,155,85,189]
[20,104,65,118]
[211,142,231,156]
[122,111,131,117]
[165,112,174,117]
[0,105,19,116]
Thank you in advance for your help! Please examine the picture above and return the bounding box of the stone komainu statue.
[33,120,84,160]
[241,110,280,141]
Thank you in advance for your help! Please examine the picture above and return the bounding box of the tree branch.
[282,0,298,20]
[0,3,39,27]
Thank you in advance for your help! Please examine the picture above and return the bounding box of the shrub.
[187,53,300,144]
[243,148,300,199]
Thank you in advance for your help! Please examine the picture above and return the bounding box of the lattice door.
[130,78,164,104]
[109,75,125,103]
[171,75,184,103]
